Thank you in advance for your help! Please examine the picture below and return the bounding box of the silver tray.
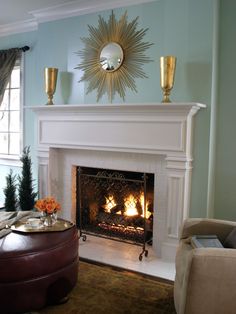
[11,219,74,233]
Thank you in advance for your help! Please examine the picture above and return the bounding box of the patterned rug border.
[79,257,174,285]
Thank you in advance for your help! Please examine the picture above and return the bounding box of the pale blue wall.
[215,0,236,220]
[0,0,214,217]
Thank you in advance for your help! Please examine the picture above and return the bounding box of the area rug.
[39,259,176,314]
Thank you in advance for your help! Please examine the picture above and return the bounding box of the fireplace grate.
[76,167,154,261]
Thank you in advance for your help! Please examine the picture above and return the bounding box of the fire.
[140,193,151,219]
[103,193,151,218]
[104,195,116,213]
[124,194,139,216]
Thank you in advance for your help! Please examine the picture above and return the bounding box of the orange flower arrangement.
[35,197,61,214]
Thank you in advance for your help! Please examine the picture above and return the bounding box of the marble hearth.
[30,103,205,262]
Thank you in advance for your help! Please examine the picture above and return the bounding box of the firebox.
[76,166,154,260]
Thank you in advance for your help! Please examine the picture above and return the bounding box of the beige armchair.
[174,218,236,314]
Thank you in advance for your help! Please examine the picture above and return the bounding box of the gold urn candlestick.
[44,67,58,105]
[160,56,176,103]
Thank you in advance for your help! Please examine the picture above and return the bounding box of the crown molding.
[30,0,157,23]
[0,0,157,37]
[0,19,37,37]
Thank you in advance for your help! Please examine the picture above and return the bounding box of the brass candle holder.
[44,67,58,105]
[160,56,176,103]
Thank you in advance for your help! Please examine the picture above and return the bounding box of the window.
[0,59,22,159]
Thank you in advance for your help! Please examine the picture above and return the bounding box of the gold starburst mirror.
[76,11,153,102]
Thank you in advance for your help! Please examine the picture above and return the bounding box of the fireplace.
[77,166,154,260]
[30,102,205,261]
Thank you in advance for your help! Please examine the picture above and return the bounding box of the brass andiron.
[44,67,58,105]
[160,56,176,103]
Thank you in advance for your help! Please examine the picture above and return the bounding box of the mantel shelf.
[25,102,206,111]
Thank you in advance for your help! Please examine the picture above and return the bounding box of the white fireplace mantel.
[29,102,205,260]
[29,102,205,157]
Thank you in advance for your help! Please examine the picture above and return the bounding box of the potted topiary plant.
[3,169,18,212]
[18,146,37,211]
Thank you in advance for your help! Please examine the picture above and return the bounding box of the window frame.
[0,55,23,166]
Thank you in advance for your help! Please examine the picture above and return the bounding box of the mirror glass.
[100,42,124,72]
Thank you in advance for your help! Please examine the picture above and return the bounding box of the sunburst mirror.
[76,11,153,102]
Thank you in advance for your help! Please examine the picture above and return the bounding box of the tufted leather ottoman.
[0,223,79,313]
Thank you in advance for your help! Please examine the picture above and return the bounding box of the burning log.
[110,204,124,214]
[97,211,146,229]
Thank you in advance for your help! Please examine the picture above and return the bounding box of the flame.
[103,193,152,218]
[140,193,151,218]
[124,194,139,216]
[104,195,116,213]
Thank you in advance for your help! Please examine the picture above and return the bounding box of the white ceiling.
[0,0,156,36]
[0,0,75,25]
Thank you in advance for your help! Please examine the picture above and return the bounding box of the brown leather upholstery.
[0,224,79,313]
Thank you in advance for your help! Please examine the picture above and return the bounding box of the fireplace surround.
[30,102,205,261]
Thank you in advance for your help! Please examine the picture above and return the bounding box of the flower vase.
[43,213,57,227]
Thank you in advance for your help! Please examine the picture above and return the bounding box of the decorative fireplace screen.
[76,166,154,260]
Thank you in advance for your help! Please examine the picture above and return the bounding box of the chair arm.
[182,247,236,314]
[180,218,236,243]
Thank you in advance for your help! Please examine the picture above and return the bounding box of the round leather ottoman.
[0,223,79,313]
